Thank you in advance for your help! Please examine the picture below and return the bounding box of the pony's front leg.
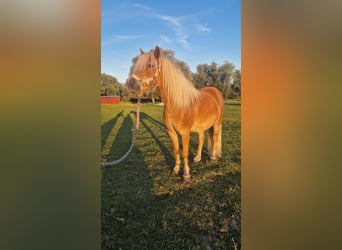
[167,128,181,175]
[181,132,191,181]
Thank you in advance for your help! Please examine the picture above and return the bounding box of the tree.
[101,73,123,96]
[218,61,235,98]
[232,69,241,96]
[192,60,239,99]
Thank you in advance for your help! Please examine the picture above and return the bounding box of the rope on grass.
[101,102,140,168]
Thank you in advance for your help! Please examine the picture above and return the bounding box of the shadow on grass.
[140,111,168,134]
[101,111,124,149]
[106,114,134,162]
[137,112,174,170]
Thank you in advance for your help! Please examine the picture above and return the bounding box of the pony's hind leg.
[194,131,204,163]
[208,124,222,160]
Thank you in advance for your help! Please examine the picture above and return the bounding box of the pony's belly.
[190,120,215,132]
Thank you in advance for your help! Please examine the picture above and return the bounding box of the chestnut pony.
[126,46,224,181]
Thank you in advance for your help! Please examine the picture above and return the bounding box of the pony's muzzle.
[125,76,141,96]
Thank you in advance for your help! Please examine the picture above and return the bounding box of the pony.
[125,46,224,181]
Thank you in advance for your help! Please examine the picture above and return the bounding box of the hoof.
[173,166,180,175]
[183,174,191,182]
[210,155,218,161]
[193,155,201,163]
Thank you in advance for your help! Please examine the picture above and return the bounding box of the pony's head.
[125,46,162,97]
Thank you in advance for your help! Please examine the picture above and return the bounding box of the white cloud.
[177,34,191,48]
[195,23,212,33]
[160,35,171,43]
[158,15,182,29]
[132,3,154,12]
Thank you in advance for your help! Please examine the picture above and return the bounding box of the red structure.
[101,96,120,104]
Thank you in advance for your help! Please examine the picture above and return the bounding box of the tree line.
[101,49,240,101]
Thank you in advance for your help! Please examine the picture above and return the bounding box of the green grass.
[101,100,241,249]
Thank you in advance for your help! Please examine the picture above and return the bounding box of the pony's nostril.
[125,77,141,94]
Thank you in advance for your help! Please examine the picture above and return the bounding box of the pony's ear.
[140,48,145,54]
[154,45,161,58]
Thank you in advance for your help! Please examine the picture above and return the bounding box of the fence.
[101,96,120,104]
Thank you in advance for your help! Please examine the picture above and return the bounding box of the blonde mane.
[160,55,200,111]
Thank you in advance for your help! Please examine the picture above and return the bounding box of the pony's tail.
[217,124,222,158]
[207,124,222,160]
[207,127,213,157]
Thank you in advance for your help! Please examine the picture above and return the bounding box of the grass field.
[101,100,241,249]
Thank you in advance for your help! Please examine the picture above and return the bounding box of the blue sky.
[101,0,240,83]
